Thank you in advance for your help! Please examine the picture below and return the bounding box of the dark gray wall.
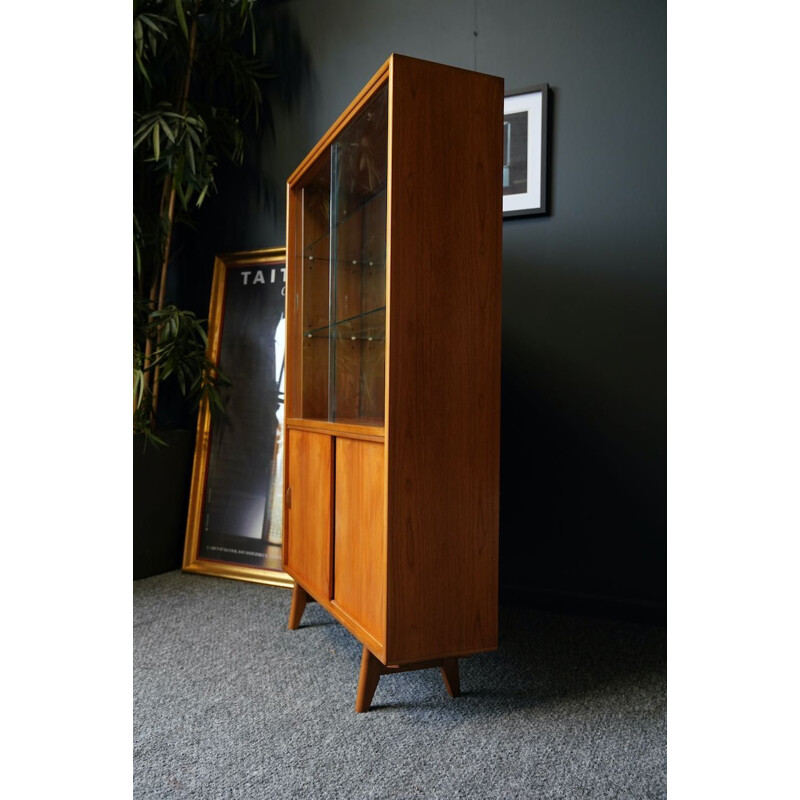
[178,0,666,614]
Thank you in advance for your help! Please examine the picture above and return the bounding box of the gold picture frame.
[183,248,292,588]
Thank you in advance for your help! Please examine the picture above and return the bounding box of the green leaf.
[133,121,153,149]
[134,240,142,281]
[174,153,185,187]
[174,0,189,40]
[175,182,187,210]
[134,50,151,87]
[140,428,167,448]
[139,14,170,36]
[213,392,225,413]
[185,136,196,176]
[158,117,176,144]
[176,364,187,395]
[186,123,202,148]
[152,123,160,161]
[134,368,145,408]
[134,18,144,55]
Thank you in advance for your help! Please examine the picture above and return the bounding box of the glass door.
[331,84,388,425]
[297,149,331,421]
[297,83,388,427]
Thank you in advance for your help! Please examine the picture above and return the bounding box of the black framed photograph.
[503,84,549,217]
[183,248,292,588]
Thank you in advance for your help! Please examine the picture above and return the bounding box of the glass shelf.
[300,257,386,269]
[302,186,386,258]
[336,184,387,225]
[302,230,329,257]
[305,306,386,341]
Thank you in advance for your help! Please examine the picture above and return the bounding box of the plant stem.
[149,15,199,423]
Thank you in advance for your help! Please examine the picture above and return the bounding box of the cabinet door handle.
[286,486,292,509]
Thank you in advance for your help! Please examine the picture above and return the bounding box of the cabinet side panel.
[284,429,333,600]
[333,438,386,646]
[386,57,502,663]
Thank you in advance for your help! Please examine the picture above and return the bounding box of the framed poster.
[183,248,292,587]
[503,84,549,217]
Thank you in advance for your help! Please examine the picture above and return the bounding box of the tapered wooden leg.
[355,646,382,713]
[355,650,462,711]
[287,583,308,630]
[440,658,461,697]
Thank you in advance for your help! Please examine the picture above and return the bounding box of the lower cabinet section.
[283,415,497,713]
[333,437,386,647]
[284,428,386,654]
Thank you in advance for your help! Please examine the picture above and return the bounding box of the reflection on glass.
[299,152,332,421]
[297,83,388,427]
[331,85,388,425]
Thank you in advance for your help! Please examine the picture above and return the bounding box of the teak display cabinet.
[282,54,503,712]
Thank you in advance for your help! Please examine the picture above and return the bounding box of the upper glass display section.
[294,84,388,426]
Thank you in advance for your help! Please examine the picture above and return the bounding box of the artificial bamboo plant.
[133,0,275,443]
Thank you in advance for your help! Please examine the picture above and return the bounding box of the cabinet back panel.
[385,56,502,663]
[333,438,387,644]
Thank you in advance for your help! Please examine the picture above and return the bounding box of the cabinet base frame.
[287,584,461,712]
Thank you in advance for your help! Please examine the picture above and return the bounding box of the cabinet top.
[287,53,503,187]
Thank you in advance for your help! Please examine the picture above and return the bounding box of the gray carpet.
[134,571,666,799]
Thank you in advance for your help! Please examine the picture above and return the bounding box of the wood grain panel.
[334,204,366,323]
[334,438,386,645]
[384,55,503,664]
[283,429,333,600]
[301,336,329,420]
[359,339,385,420]
[334,337,361,420]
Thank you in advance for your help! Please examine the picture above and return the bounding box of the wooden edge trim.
[285,418,384,443]
[383,53,395,662]
[385,644,497,668]
[328,599,386,661]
